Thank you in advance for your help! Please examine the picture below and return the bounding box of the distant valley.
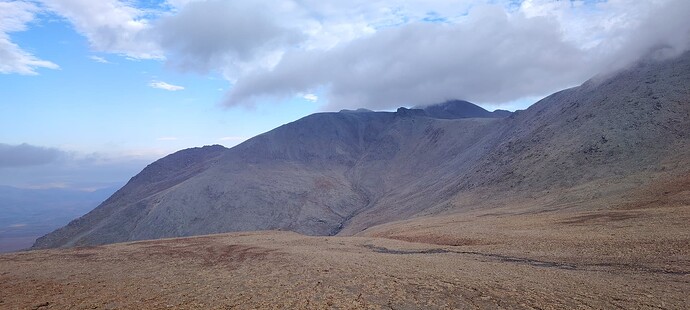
[0,186,117,253]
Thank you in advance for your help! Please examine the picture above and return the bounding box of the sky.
[1,0,689,190]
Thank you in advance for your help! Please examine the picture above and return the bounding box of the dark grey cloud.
[225,1,690,110]
[153,0,304,74]
[226,6,593,110]
[0,144,150,190]
[0,143,66,168]
[0,157,149,191]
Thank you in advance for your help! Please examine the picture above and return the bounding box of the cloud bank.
[228,6,594,109]
[0,143,153,190]
[0,143,66,168]
[225,0,690,109]
[8,0,690,109]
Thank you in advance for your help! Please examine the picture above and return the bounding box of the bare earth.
[2,203,689,309]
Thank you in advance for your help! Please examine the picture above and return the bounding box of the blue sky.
[1,0,689,190]
[0,11,318,154]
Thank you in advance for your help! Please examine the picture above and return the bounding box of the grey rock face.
[34,52,690,248]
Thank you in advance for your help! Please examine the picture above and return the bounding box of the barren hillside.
[34,51,690,249]
[4,203,689,309]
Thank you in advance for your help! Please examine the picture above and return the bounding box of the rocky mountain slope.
[33,52,690,249]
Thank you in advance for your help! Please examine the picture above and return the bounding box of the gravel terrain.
[3,202,689,309]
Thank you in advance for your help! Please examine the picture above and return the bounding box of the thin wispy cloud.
[149,81,185,91]
[19,182,70,190]
[89,55,110,63]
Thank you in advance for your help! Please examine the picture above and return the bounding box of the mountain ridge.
[33,51,690,249]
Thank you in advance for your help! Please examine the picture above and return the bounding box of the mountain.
[419,99,512,119]
[33,52,690,249]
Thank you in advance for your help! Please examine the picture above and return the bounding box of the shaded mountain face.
[34,52,690,249]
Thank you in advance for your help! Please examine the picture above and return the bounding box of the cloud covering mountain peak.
[3,0,690,110]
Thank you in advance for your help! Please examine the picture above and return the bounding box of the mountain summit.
[420,100,512,119]
[34,52,690,249]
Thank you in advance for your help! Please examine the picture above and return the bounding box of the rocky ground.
[2,203,689,309]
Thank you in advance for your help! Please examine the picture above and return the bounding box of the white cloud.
[89,55,110,63]
[149,80,184,91]
[302,93,318,102]
[0,1,59,75]
[38,0,162,59]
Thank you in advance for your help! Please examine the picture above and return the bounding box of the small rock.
[32,301,50,310]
